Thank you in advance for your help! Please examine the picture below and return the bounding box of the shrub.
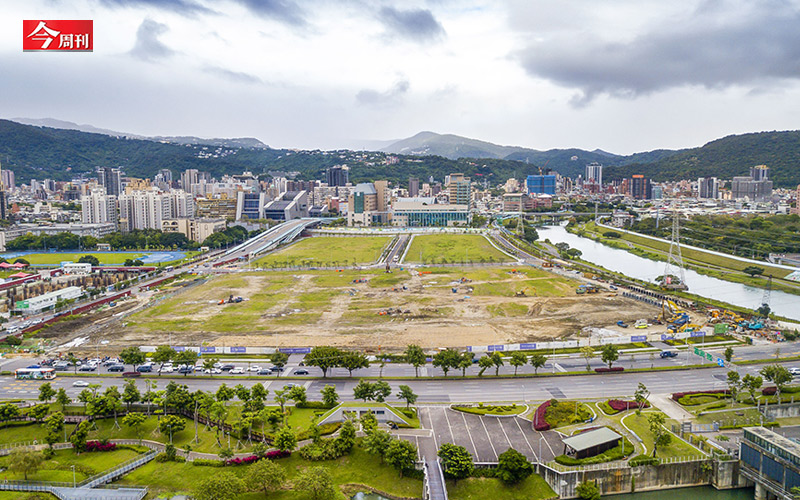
[226,450,290,466]
[629,454,661,466]
[192,458,225,467]
[671,389,728,402]
[762,386,777,396]
[295,401,336,409]
[298,439,342,461]
[607,400,649,412]
[594,367,624,373]
[85,441,116,452]
[296,422,341,442]
[545,400,592,428]
[533,401,551,431]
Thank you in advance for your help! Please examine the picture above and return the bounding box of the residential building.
[391,200,469,227]
[447,173,471,205]
[96,167,122,196]
[408,177,420,197]
[81,191,118,226]
[196,196,238,219]
[263,191,309,221]
[630,175,652,200]
[181,169,200,191]
[325,165,349,187]
[526,174,556,195]
[348,183,378,226]
[162,217,226,243]
[124,178,151,193]
[1,169,15,190]
[236,191,268,220]
[166,190,196,218]
[118,191,171,232]
[794,185,800,215]
[502,193,553,212]
[698,177,720,199]
[585,162,603,186]
[732,165,773,201]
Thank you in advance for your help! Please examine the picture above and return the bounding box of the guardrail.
[545,455,709,472]
[80,450,158,488]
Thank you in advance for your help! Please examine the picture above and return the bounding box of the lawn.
[621,411,704,459]
[446,474,555,500]
[0,421,77,445]
[405,234,512,264]
[253,236,391,268]
[117,443,422,499]
[2,251,197,266]
[0,448,141,482]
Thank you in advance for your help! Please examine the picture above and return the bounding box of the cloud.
[378,6,445,42]
[231,0,306,26]
[98,0,212,16]
[203,65,262,84]
[515,1,800,104]
[356,78,410,106]
[129,19,175,61]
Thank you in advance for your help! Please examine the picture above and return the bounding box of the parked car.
[257,369,272,376]
[136,365,153,373]
[204,368,222,374]
[78,364,96,372]
[107,364,125,372]
[283,383,298,389]
[73,380,90,387]
[789,367,800,375]
[660,351,679,359]
[269,366,284,372]
[248,365,261,372]
[178,366,193,374]
[159,366,174,373]
[220,364,235,371]
[54,362,70,371]
[293,369,309,375]
[230,367,245,374]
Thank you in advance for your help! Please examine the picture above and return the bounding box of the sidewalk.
[650,393,694,422]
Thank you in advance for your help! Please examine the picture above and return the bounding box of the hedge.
[607,399,649,412]
[629,454,661,467]
[86,441,116,452]
[295,401,337,410]
[296,422,341,442]
[672,389,728,402]
[533,401,551,431]
[595,367,624,373]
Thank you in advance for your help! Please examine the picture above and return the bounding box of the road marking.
[422,409,438,452]
[542,432,557,459]
[497,417,513,452]
[442,407,455,444]
[514,417,537,461]
[460,411,478,459]
[554,363,566,373]
[479,415,498,460]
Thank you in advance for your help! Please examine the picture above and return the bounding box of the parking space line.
[460,411,478,459]
[514,417,537,461]
[543,432,557,459]
[496,418,513,452]
[442,407,455,444]
[479,415,498,460]
[421,409,438,451]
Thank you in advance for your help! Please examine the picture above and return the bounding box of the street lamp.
[71,465,76,487]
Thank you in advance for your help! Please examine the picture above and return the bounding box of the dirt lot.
[92,266,660,351]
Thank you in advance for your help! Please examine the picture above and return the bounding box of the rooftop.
[562,427,622,453]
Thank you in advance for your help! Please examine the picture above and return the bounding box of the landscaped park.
[0,250,197,266]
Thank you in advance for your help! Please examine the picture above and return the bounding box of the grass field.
[0,421,78,445]
[446,475,555,500]
[253,236,391,268]
[118,443,422,499]
[0,448,140,482]
[405,234,512,264]
[621,411,704,459]
[0,251,199,266]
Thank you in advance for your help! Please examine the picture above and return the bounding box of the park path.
[650,393,694,421]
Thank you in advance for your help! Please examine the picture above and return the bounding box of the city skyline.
[2,1,800,154]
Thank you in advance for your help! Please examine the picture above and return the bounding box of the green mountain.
[605,131,800,187]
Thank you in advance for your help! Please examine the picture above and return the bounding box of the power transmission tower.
[761,276,772,311]
[663,213,688,290]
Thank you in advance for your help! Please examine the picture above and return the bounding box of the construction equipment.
[617,320,629,328]
[515,287,529,297]
[634,319,648,329]
[576,286,587,295]
[660,299,685,323]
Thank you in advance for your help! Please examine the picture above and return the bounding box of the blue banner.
[466,346,473,352]
[631,336,647,342]
[690,331,706,338]
[172,346,185,352]
[520,343,537,350]
[279,347,312,354]
[488,345,505,352]
[661,334,674,341]
[230,347,246,353]
[200,347,216,353]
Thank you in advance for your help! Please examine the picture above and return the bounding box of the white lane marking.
[514,417,537,461]
[479,415,498,460]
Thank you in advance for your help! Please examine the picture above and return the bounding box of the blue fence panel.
[230,347,247,354]
[488,345,505,352]
[520,343,537,350]
[631,336,647,342]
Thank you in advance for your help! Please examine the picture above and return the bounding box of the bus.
[15,367,56,380]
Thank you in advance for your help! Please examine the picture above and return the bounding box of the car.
[283,383,298,389]
[220,364,235,371]
[257,369,272,376]
[159,366,174,373]
[178,366,193,374]
[248,365,261,372]
[789,367,800,375]
[230,367,245,374]
[293,369,309,375]
[136,365,153,373]
[660,351,679,359]
[73,380,90,387]
[204,368,222,374]
[107,364,125,372]
[269,366,284,372]
[78,364,96,372]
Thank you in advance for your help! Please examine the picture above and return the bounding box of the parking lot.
[417,406,563,463]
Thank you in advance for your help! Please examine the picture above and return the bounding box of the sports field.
[404,233,512,264]
[253,236,391,268]
[0,250,195,266]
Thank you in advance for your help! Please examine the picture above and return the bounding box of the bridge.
[223,218,321,260]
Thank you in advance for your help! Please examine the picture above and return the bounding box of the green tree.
[152,345,177,375]
[360,412,378,434]
[158,414,186,443]
[404,344,426,377]
[458,352,474,376]
[38,383,56,404]
[743,266,765,277]
[77,254,100,266]
[270,352,289,368]
[287,385,307,405]
[490,351,504,376]
[373,381,391,402]
[438,443,474,484]
[432,348,460,377]
[724,346,734,364]
[477,355,494,377]
[192,471,245,500]
[245,458,286,498]
[335,419,357,454]
[340,351,370,377]
[122,412,147,445]
[580,346,594,371]
[530,353,547,374]
[386,438,417,477]
[71,420,90,453]
[28,404,49,423]
[175,350,198,375]
[634,382,650,412]
[761,364,793,401]
[273,426,297,452]
[250,383,268,403]
[726,370,741,404]
[510,352,527,376]
[577,480,601,500]
[55,388,70,408]
[364,429,393,462]
[647,413,671,457]
[295,466,337,500]
[216,384,235,407]
[601,344,619,369]
[7,449,44,480]
[203,356,219,375]
[353,380,376,402]
[120,346,146,369]
[304,346,343,378]
[321,385,339,407]
[43,411,64,451]
[496,447,533,484]
[397,385,418,408]
[122,380,141,411]
[0,402,20,422]
[742,374,763,404]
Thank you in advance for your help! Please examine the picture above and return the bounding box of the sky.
[2,0,800,154]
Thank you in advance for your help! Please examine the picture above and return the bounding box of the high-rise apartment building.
[630,175,652,200]
[118,191,172,232]
[526,174,556,195]
[81,191,118,226]
[408,177,420,197]
[325,165,349,187]
[97,167,122,196]
[1,169,15,190]
[585,162,603,186]
[447,173,471,205]
[181,169,199,191]
[697,177,719,199]
[732,165,773,201]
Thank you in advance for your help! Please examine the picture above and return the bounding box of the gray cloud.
[378,6,445,42]
[232,0,306,26]
[516,2,800,105]
[203,65,262,84]
[129,19,174,62]
[99,0,212,16]
[356,79,410,106]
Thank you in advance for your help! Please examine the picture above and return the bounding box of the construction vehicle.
[220,295,243,305]
[617,320,629,328]
[660,299,685,323]
[634,319,648,329]
[515,287,529,297]
[576,286,587,295]
[542,261,553,268]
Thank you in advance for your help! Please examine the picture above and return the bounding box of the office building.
[162,218,227,243]
[527,174,556,195]
[1,169,15,190]
[630,175,652,200]
[447,173,471,205]
[585,162,603,186]
[97,167,122,196]
[697,177,720,199]
[263,191,309,221]
[391,200,469,227]
[81,191,118,226]
[326,165,349,187]
[15,286,83,315]
[236,191,268,220]
[348,183,378,226]
[197,196,237,219]
[408,177,420,197]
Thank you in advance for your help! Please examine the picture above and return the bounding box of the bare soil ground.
[82,266,661,351]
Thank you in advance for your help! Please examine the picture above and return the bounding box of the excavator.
[515,287,530,297]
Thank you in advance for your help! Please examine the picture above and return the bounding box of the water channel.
[613,485,753,500]
[538,225,800,322]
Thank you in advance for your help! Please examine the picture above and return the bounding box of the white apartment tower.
[81,191,118,226]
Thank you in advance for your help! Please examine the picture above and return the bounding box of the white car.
[789,367,800,376]
[230,367,245,374]
[159,366,174,373]
[248,365,261,372]
[73,380,90,387]
[204,368,222,374]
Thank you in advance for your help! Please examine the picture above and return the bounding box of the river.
[538,225,800,321]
